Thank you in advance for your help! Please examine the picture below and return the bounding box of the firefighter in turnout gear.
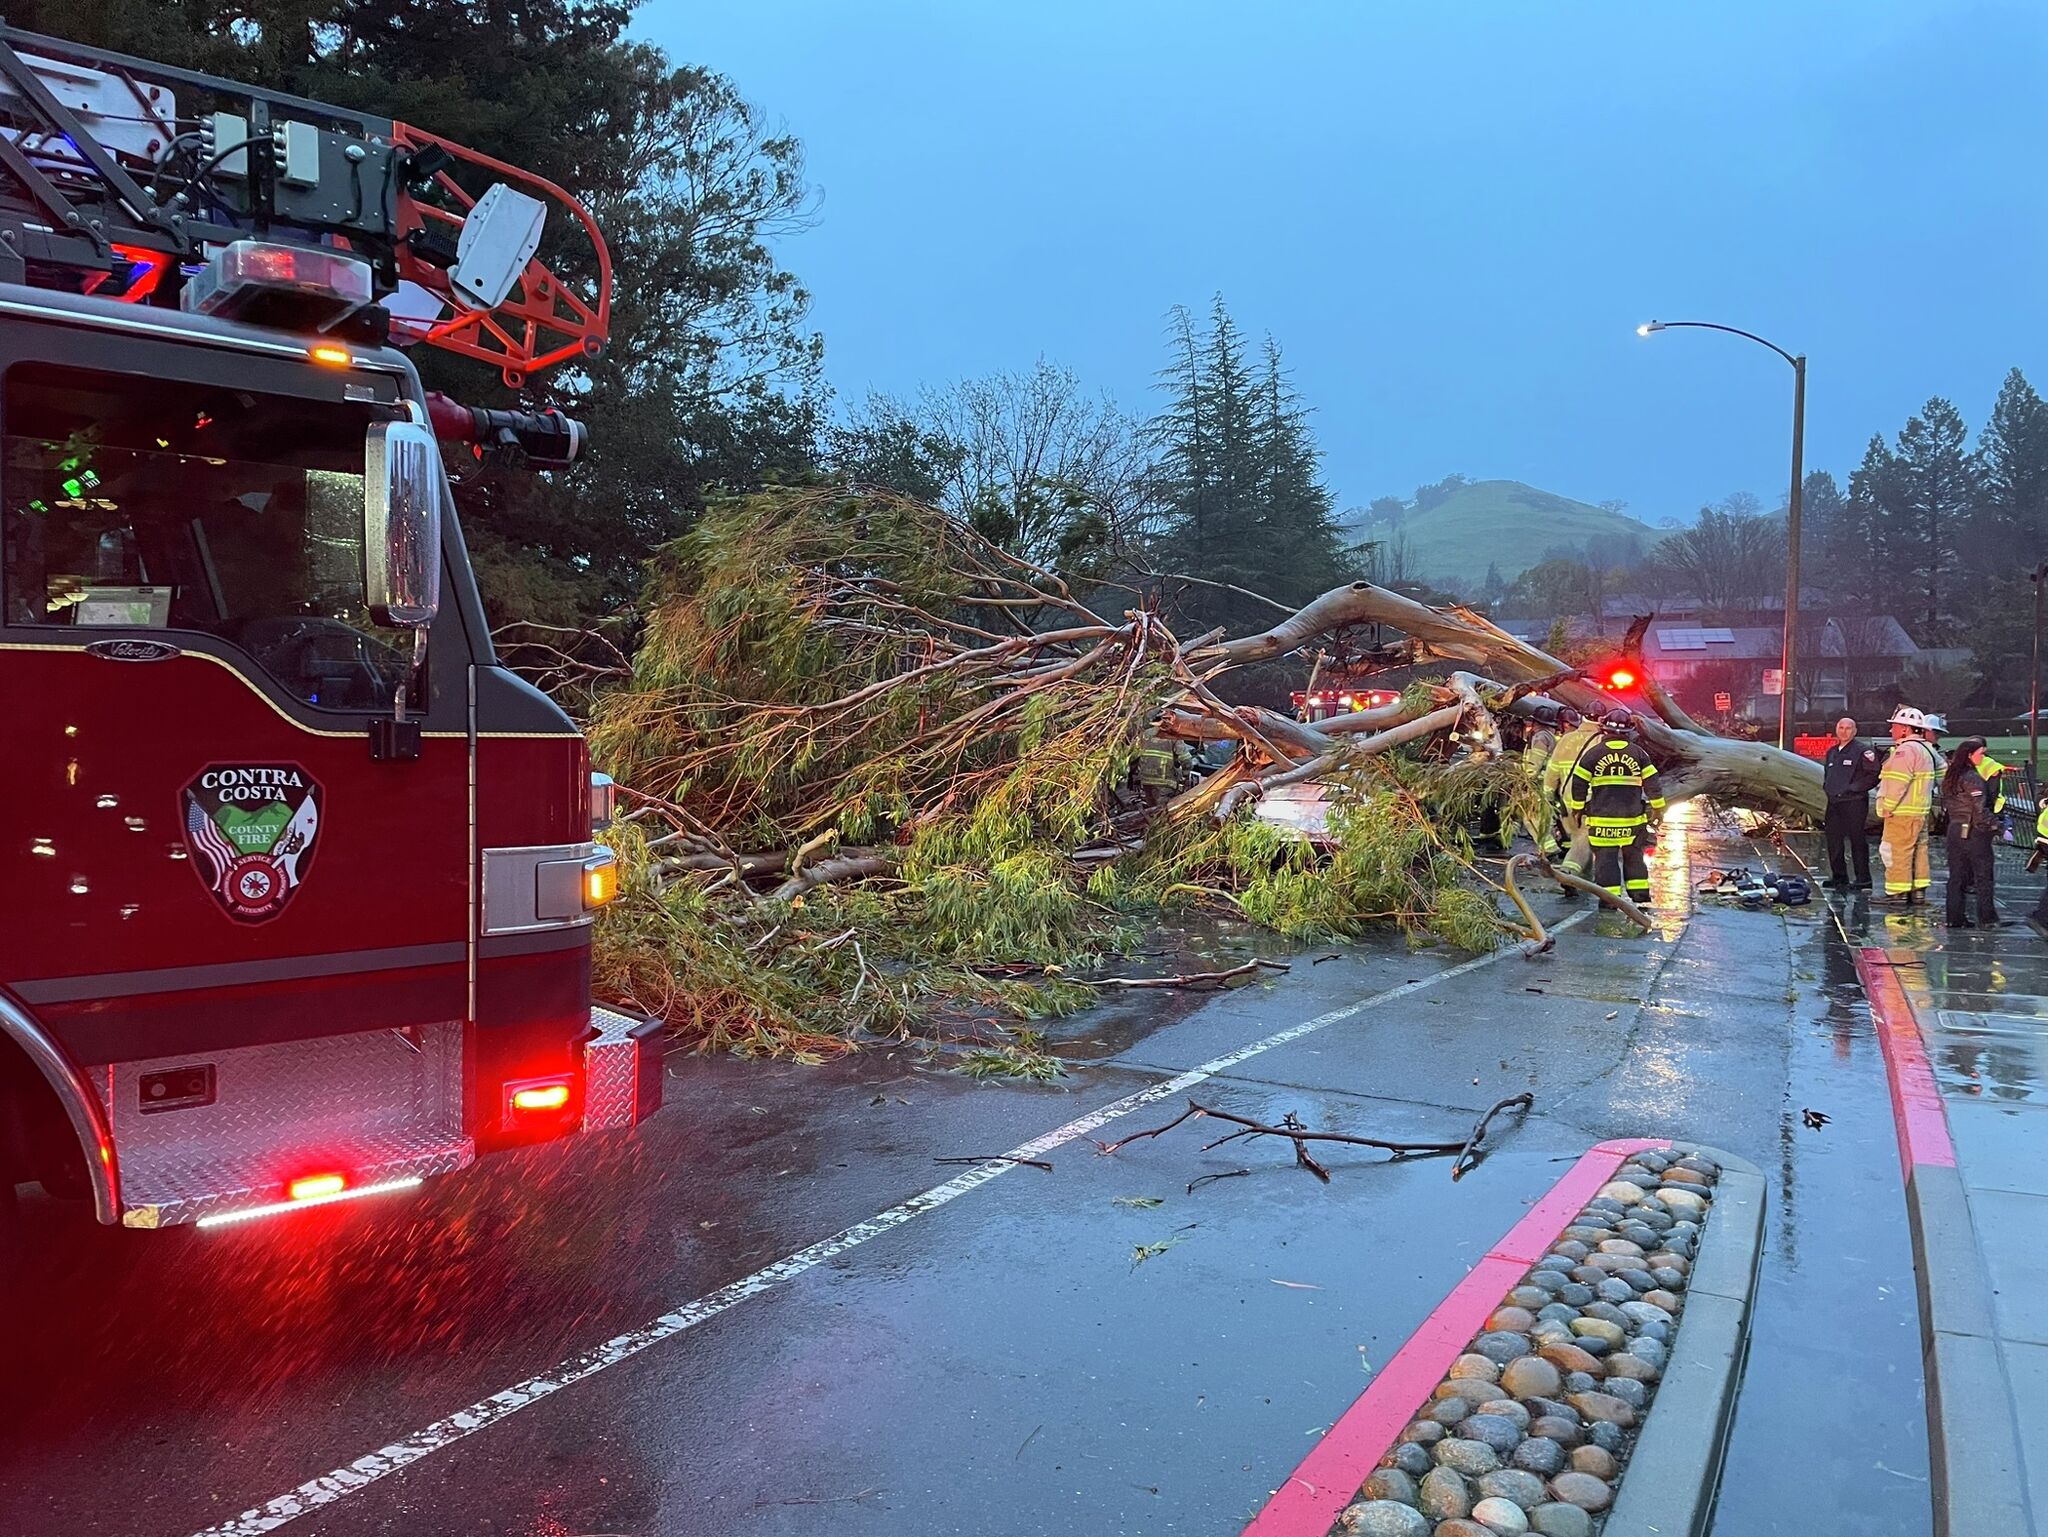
[1522,708,1561,855]
[1544,707,1599,884]
[1875,705,1939,903]
[1562,710,1666,907]
[1132,730,1193,808]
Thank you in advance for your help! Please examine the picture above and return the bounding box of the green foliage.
[957,1033,1067,1083]
[585,487,1517,1060]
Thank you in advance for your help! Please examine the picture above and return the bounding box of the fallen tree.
[579,486,1813,1056]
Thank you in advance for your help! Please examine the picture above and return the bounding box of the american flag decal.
[185,798,239,889]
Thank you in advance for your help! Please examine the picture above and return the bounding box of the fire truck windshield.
[1,362,418,712]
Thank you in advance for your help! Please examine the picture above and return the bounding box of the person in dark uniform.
[1940,737,2000,928]
[1820,716,1881,890]
[1562,709,1666,908]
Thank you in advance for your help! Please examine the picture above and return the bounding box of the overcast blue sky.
[641,1,2048,525]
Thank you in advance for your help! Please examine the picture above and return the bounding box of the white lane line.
[193,914,1587,1537]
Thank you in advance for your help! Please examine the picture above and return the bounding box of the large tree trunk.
[1192,581,1825,821]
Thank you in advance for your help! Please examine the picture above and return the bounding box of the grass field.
[1348,480,1661,586]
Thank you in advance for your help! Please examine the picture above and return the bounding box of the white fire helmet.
[1923,713,1949,735]
[1889,705,1929,730]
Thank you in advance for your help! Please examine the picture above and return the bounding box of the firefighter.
[1563,709,1666,908]
[1820,716,1881,890]
[1544,706,1598,884]
[1132,730,1192,808]
[1875,705,1939,904]
[1522,708,1560,854]
[2029,802,2048,934]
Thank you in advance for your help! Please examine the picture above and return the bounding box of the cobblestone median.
[1334,1148,1719,1537]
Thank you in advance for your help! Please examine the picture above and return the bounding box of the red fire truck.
[0,27,660,1236]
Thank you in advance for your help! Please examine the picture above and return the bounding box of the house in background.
[1493,607,1921,722]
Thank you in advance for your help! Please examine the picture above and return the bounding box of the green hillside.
[1348,480,1661,586]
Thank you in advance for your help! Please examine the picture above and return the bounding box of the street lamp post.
[1638,321,1807,751]
[2030,562,2047,779]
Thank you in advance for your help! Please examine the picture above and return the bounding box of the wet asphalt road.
[0,813,1931,1537]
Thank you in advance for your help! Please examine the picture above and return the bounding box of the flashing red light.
[288,1172,347,1201]
[181,239,373,328]
[1607,667,1637,690]
[511,1082,572,1114]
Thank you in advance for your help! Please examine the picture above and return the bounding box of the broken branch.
[1451,1092,1535,1181]
[1086,958,1291,990]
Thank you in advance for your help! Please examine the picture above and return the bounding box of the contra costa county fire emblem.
[180,764,322,923]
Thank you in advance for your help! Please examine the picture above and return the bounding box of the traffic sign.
[1714,691,1733,713]
[1761,669,1784,696]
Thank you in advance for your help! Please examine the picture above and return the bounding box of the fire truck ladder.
[0,22,609,385]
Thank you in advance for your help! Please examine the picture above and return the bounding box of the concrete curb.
[1601,1143,1764,1537]
[1856,946,2036,1537]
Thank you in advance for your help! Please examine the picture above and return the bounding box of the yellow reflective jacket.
[1563,735,1667,844]
[1875,738,1937,819]
[1544,722,1600,804]
[1980,753,2009,815]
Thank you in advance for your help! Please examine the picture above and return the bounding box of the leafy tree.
[1411,474,1469,514]
[1506,558,1601,620]
[1365,495,1409,526]
[822,395,963,504]
[906,360,1150,566]
[1653,506,1784,615]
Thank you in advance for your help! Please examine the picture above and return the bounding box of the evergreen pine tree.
[1250,336,1350,598]
[1974,368,2048,571]
[1798,469,1847,584]
[1148,304,1213,574]
[1842,435,1904,615]
[1148,300,1348,630]
[1893,398,1976,639]
[1199,294,1260,592]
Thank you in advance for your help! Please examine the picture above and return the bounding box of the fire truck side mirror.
[364,421,446,629]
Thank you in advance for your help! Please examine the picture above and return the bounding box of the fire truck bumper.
[582,1005,664,1131]
[112,1020,474,1229]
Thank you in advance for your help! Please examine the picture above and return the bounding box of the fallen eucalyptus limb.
[1502,854,1554,957]
[763,854,894,904]
[1534,854,1655,932]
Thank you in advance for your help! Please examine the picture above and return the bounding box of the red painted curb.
[1855,946,1958,1181]
[1240,1137,1671,1537]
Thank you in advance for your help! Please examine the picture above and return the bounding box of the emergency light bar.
[182,240,372,331]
